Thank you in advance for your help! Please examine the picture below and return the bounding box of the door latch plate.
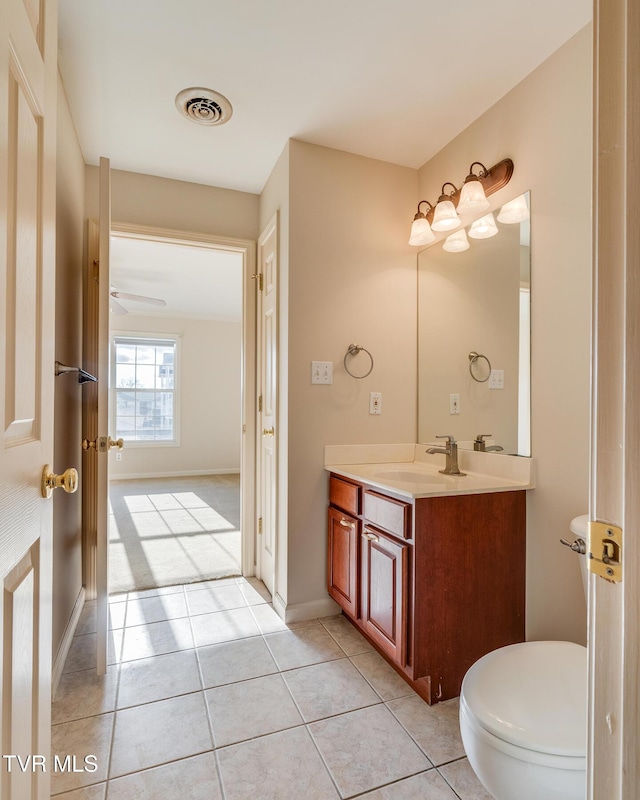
[588,520,622,582]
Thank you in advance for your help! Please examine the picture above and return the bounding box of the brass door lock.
[41,466,79,499]
[588,521,622,582]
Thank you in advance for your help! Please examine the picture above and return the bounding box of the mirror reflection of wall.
[418,192,531,456]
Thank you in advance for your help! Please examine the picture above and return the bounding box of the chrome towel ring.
[344,343,374,379]
[468,351,492,383]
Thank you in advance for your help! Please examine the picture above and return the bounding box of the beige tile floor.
[51,577,493,799]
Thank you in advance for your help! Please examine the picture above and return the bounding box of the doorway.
[106,225,256,595]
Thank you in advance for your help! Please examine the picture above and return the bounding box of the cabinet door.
[361,527,409,665]
[327,507,359,618]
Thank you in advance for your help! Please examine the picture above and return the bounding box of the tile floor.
[51,577,493,799]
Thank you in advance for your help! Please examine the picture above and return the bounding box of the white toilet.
[459,516,588,800]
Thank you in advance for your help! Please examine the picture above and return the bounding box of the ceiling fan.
[110,288,167,315]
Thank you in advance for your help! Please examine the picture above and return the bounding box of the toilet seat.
[460,641,587,760]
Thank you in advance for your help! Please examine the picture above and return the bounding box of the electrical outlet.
[449,393,460,414]
[489,370,505,390]
[369,392,382,415]
[311,361,333,384]
[115,452,122,461]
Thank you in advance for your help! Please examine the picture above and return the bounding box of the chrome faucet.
[473,434,504,453]
[426,435,466,476]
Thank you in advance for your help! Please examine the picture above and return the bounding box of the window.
[111,336,178,443]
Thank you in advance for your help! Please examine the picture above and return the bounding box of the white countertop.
[325,444,534,500]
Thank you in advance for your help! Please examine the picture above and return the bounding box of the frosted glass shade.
[497,194,530,223]
[443,228,469,252]
[409,216,436,246]
[457,179,490,215]
[431,199,460,232]
[468,212,498,239]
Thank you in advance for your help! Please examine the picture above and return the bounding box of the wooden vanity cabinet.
[327,472,526,705]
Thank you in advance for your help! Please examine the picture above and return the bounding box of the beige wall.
[418,26,592,644]
[53,74,86,660]
[109,315,241,478]
[273,140,419,611]
[85,166,260,242]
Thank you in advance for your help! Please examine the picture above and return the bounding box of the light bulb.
[409,216,436,246]
[497,194,530,223]
[468,212,498,239]
[443,229,469,252]
[432,199,460,232]
[457,178,490,215]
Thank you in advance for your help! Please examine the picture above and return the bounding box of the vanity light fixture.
[431,183,461,232]
[408,158,514,246]
[468,212,499,239]
[457,162,491,215]
[408,201,436,245]
[497,193,530,223]
[443,228,470,252]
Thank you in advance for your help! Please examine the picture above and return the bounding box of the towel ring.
[344,344,374,379]
[468,351,491,383]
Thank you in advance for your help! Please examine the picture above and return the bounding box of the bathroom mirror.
[417,191,531,456]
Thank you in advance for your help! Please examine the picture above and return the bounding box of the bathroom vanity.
[326,448,532,704]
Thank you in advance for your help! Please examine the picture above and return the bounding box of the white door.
[256,214,278,595]
[0,0,58,796]
[82,157,112,675]
[589,1,640,796]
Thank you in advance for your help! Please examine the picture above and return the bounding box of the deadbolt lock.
[587,520,622,583]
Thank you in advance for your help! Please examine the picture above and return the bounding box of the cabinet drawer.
[330,475,361,516]
[364,490,411,539]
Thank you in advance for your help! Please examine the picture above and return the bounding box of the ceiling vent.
[175,87,233,126]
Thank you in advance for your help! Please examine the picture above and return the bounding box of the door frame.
[589,1,640,796]
[83,221,257,596]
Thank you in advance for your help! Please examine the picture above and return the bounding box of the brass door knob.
[262,427,275,436]
[108,436,124,450]
[41,465,79,499]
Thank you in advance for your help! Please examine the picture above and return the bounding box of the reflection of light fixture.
[432,183,461,232]
[457,162,491,215]
[468,212,499,239]
[408,201,436,245]
[443,229,470,252]
[497,194,530,223]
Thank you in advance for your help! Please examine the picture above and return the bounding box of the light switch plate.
[311,361,333,384]
[369,392,382,414]
[450,393,460,414]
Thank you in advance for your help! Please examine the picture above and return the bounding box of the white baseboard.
[111,468,240,481]
[52,587,85,698]
[273,593,340,623]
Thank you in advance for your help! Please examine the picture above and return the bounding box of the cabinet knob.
[262,427,275,437]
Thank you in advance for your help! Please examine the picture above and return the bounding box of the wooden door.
[589,2,640,796]
[82,158,111,674]
[327,507,359,618]
[361,528,409,665]
[0,0,57,796]
[256,214,278,596]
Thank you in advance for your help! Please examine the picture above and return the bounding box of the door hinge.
[252,272,263,291]
[258,395,263,412]
[258,517,263,535]
[588,520,622,582]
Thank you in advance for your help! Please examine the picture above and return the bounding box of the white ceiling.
[110,237,243,322]
[58,1,591,195]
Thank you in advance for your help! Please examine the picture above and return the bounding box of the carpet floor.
[108,474,241,595]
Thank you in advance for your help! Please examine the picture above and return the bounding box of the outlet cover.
[489,369,505,390]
